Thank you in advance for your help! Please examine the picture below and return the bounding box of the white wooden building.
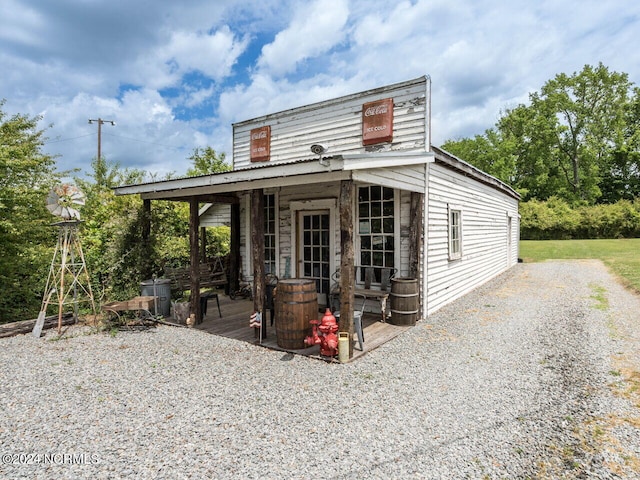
[115,76,520,357]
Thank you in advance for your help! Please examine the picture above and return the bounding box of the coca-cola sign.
[250,125,271,162]
[362,98,393,145]
[364,104,389,117]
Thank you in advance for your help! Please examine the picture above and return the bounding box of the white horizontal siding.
[352,163,426,193]
[199,203,231,227]
[233,78,428,169]
[425,162,519,315]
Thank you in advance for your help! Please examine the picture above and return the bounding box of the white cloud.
[217,73,359,125]
[39,89,195,177]
[183,86,216,109]
[129,26,249,90]
[0,0,45,48]
[257,0,350,77]
[352,0,434,47]
[165,27,249,81]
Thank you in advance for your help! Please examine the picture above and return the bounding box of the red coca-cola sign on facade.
[250,125,271,162]
[362,98,393,145]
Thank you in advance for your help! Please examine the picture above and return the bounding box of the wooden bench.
[164,260,227,322]
[354,266,395,322]
[164,261,227,294]
[330,266,396,322]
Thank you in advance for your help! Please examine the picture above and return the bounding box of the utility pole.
[88,118,115,160]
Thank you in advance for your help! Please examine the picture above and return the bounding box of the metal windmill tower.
[40,184,96,334]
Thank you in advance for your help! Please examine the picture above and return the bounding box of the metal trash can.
[141,278,171,317]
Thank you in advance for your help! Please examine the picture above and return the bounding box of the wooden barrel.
[274,279,317,349]
[390,278,419,326]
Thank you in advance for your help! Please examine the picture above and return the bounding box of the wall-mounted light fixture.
[311,144,329,166]
[310,144,327,155]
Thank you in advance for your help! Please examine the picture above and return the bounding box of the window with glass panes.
[448,208,461,260]
[358,186,395,283]
[301,213,330,296]
[264,194,276,274]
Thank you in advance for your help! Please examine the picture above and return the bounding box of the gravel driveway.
[1,260,639,479]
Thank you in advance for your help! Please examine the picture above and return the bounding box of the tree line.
[443,63,640,239]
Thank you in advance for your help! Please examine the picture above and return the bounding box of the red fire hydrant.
[304,319,322,347]
[318,308,339,357]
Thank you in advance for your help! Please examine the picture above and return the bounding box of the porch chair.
[333,293,367,351]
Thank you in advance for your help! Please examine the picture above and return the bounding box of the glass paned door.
[298,211,330,304]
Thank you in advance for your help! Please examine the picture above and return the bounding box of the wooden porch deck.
[193,291,411,362]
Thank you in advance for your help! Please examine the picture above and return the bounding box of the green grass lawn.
[519,238,640,294]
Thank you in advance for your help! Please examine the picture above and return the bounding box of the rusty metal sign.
[250,125,271,162]
[362,98,393,145]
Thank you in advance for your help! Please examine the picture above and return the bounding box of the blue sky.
[1,0,639,179]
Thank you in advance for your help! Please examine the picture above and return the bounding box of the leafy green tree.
[602,86,640,202]
[186,146,231,176]
[442,129,516,185]
[444,63,638,204]
[527,63,631,202]
[77,149,233,304]
[75,157,151,302]
[0,101,60,322]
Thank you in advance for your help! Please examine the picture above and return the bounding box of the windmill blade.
[65,207,81,220]
[46,184,86,220]
[68,190,85,205]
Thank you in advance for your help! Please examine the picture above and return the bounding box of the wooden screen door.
[298,210,331,305]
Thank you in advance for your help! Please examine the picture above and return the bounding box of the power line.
[42,125,189,152]
[43,131,185,150]
[44,133,96,145]
[101,132,186,150]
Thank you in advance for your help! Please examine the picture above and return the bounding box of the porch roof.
[112,147,519,202]
[112,151,435,201]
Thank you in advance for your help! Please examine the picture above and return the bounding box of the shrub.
[521,198,640,240]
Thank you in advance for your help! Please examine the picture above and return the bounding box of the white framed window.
[448,205,462,261]
[264,193,277,274]
[357,185,399,283]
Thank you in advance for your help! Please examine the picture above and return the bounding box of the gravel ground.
[1,260,639,479]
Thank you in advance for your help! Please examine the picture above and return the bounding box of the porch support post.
[409,191,424,318]
[141,198,152,280]
[339,179,355,358]
[229,202,241,295]
[189,197,201,324]
[251,189,266,340]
